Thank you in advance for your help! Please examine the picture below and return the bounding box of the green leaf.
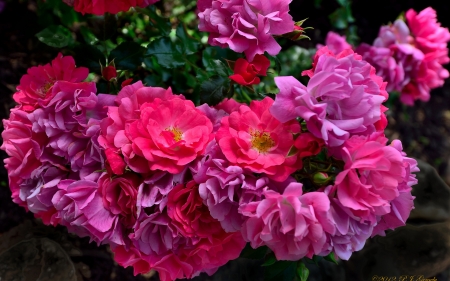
[324,252,339,265]
[200,75,230,105]
[80,26,99,45]
[262,252,277,267]
[264,260,296,281]
[205,59,231,77]
[239,244,268,260]
[176,24,200,55]
[329,7,348,29]
[36,25,72,48]
[146,38,185,69]
[136,6,171,36]
[296,261,309,281]
[110,42,145,70]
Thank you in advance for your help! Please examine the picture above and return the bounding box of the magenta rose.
[216,97,302,182]
[98,172,142,227]
[127,97,213,174]
[13,53,88,112]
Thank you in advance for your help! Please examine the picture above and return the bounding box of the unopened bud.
[313,172,331,185]
[102,65,117,81]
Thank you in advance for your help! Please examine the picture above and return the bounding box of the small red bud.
[102,66,117,81]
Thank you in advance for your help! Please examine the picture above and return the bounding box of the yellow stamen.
[165,127,183,142]
[250,129,274,153]
[38,82,54,97]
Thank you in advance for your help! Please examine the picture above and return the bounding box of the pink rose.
[99,173,142,227]
[127,97,213,174]
[318,31,352,55]
[216,97,302,182]
[240,182,336,260]
[198,0,294,60]
[13,53,88,112]
[167,180,223,238]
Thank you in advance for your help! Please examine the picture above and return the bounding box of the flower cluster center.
[166,127,183,142]
[250,129,274,153]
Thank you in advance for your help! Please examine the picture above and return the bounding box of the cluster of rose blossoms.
[2,0,421,281]
[320,7,450,105]
[2,48,418,280]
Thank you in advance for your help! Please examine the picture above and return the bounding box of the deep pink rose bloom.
[13,53,88,112]
[166,180,246,277]
[294,132,324,159]
[127,97,213,174]
[177,230,246,277]
[214,98,243,114]
[52,179,125,245]
[318,31,352,55]
[167,180,226,238]
[1,108,45,207]
[216,97,302,182]
[332,133,414,224]
[325,186,373,260]
[198,0,295,60]
[99,172,142,227]
[112,245,152,276]
[272,48,387,147]
[371,140,417,236]
[98,82,190,173]
[240,183,335,260]
[63,0,159,15]
[130,177,246,280]
[406,7,450,60]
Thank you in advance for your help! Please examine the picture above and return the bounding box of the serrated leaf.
[146,38,185,69]
[205,59,231,77]
[296,261,309,281]
[200,75,229,105]
[36,25,72,48]
[110,42,144,70]
[176,24,200,55]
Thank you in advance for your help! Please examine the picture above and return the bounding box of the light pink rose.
[198,0,295,60]
[240,183,336,260]
[318,31,352,55]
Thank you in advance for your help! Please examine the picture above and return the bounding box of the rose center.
[165,127,183,142]
[250,130,274,153]
[37,81,54,98]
